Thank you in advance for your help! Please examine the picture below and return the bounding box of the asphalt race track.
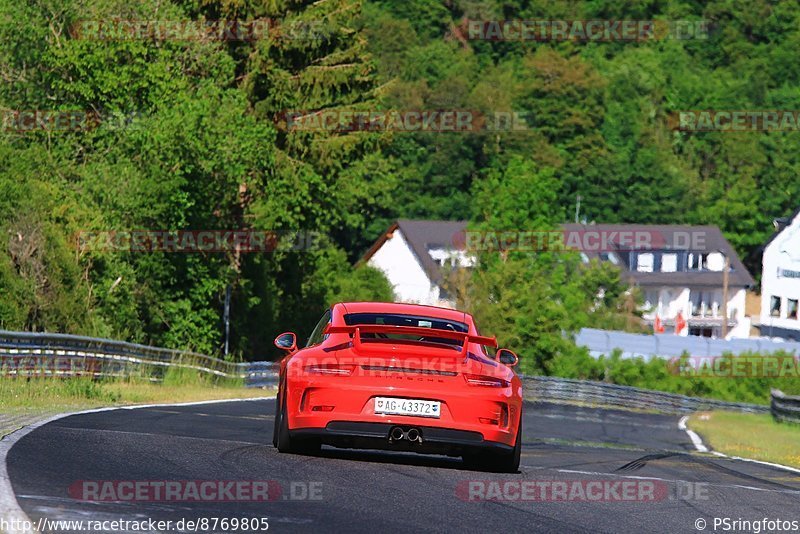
[6,399,800,533]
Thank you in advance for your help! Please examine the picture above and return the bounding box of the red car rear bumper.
[284,377,522,450]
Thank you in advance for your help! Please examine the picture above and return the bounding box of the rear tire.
[500,423,522,473]
[462,422,521,473]
[272,393,281,448]
[276,397,320,455]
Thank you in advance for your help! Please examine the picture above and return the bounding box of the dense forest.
[1,0,799,370]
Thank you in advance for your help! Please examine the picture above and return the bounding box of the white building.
[361,220,473,308]
[363,220,755,338]
[562,224,755,339]
[759,208,800,341]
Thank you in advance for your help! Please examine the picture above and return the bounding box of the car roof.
[334,302,472,324]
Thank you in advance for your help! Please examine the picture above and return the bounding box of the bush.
[545,347,800,405]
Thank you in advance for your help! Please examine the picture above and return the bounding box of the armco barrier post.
[771,389,800,424]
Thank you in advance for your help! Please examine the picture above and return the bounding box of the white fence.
[576,328,800,360]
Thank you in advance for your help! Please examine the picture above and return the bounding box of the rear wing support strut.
[324,324,498,356]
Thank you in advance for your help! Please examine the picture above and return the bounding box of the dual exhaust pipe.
[390,426,422,443]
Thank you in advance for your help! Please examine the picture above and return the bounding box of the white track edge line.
[678,415,709,453]
[678,415,800,475]
[0,396,274,534]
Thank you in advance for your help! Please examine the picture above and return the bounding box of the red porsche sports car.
[272,302,523,472]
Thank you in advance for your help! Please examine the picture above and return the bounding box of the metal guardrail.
[523,375,769,414]
[0,329,773,411]
[0,330,277,387]
[771,389,800,424]
[245,361,279,388]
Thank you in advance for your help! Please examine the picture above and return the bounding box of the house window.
[689,327,714,338]
[707,252,725,271]
[600,252,619,265]
[770,296,782,317]
[691,291,719,317]
[637,253,654,272]
[661,253,677,272]
[789,299,799,320]
[687,253,709,271]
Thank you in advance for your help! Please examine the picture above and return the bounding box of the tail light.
[463,374,510,387]
[499,404,509,427]
[479,404,509,427]
[304,364,355,376]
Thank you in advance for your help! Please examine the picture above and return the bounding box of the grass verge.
[688,411,800,469]
[0,369,274,438]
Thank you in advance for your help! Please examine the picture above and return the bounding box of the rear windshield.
[343,313,468,349]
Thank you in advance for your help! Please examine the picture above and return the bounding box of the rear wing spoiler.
[324,324,497,355]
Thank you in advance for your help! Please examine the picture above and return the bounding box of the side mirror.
[496,348,519,367]
[274,332,297,352]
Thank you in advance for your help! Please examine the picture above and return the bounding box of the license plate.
[374,397,441,418]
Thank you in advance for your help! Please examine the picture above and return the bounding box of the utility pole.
[223,284,231,357]
[575,195,582,224]
[721,254,730,339]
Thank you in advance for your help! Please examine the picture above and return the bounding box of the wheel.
[276,395,320,455]
[272,392,281,448]
[498,423,522,473]
[276,396,294,452]
[462,421,521,473]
